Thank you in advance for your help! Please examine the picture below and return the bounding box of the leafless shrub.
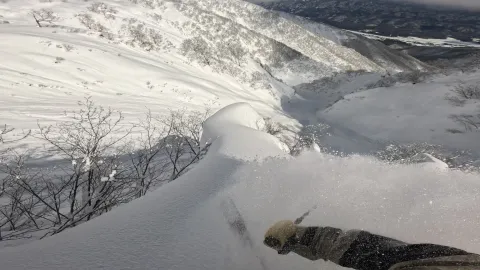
[374,142,478,171]
[157,109,211,181]
[55,57,65,64]
[366,70,431,89]
[446,128,464,134]
[400,70,428,84]
[121,22,164,51]
[217,42,246,66]
[444,95,467,107]
[33,97,133,233]
[128,0,162,9]
[450,83,480,100]
[37,97,130,160]
[0,98,211,241]
[0,125,30,144]
[126,111,166,198]
[0,125,14,144]
[281,124,330,156]
[87,2,118,20]
[32,9,59,27]
[365,76,396,89]
[376,143,439,164]
[345,70,368,77]
[150,13,162,22]
[125,108,210,198]
[0,151,47,240]
[180,36,212,65]
[249,71,271,89]
[0,138,35,241]
[449,113,480,132]
[62,44,74,52]
[261,118,284,136]
[77,13,113,39]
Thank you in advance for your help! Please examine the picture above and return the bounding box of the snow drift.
[0,102,479,270]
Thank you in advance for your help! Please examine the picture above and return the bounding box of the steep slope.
[0,103,479,270]
[0,0,431,154]
[180,0,429,76]
[2,0,429,89]
[274,13,428,72]
[0,0,298,154]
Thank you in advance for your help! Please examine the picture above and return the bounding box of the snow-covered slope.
[277,13,429,72]
[0,0,299,155]
[319,71,480,155]
[0,103,478,270]
[0,0,432,155]
[1,0,428,90]
[182,0,430,77]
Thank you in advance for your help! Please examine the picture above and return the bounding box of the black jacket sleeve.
[292,226,473,270]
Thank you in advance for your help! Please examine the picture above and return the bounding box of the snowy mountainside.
[0,0,433,154]
[1,0,429,87]
[0,103,478,270]
[275,13,428,72]
[180,0,430,76]
[1,1,480,270]
[0,0,298,155]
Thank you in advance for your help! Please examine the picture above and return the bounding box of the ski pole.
[294,204,318,225]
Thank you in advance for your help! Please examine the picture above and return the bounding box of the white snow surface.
[0,0,433,157]
[0,102,479,270]
[0,0,300,156]
[320,71,480,154]
[200,103,289,159]
[1,0,480,268]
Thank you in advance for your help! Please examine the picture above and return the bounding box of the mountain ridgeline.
[175,0,428,86]
[253,0,480,42]
[9,0,428,87]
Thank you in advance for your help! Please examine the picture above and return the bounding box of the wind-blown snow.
[0,102,478,270]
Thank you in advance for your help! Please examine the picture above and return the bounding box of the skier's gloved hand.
[264,220,298,255]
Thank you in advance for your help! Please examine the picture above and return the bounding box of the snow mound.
[0,103,479,270]
[201,103,289,159]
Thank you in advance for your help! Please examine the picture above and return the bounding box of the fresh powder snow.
[0,103,479,270]
[1,0,480,269]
